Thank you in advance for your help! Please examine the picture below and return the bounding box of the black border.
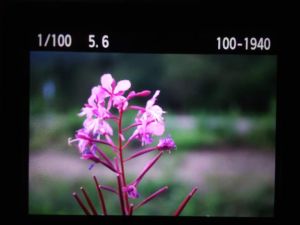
[3,2,288,225]
[29,31,277,54]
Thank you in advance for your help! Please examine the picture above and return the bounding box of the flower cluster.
[69,74,175,164]
[69,74,196,216]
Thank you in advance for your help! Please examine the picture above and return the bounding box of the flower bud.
[157,135,176,151]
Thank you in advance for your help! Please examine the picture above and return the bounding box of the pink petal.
[127,90,151,100]
[127,91,136,99]
[87,86,99,105]
[97,86,110,99]
[136,90,151,97]
[149,105,165,121]
[78,106,93,118]
[147,121,165,136]
[146,90,160,109]
[91,86,100,96]
[101,74,114,92]
[114,80,131,94]
[100,121,113,136]
[113,95,128,111]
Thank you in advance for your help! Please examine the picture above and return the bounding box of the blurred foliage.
[30,52,276,115]
[30,106,275,151]
[30,52,276,150]
[199,176,274,217]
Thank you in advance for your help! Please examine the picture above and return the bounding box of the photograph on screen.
[29,52,276,217]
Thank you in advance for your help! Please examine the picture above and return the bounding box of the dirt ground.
[29,148,275,190]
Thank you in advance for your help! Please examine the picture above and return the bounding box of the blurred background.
[29,52,276,216]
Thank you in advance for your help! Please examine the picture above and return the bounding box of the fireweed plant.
[68,74,198,216]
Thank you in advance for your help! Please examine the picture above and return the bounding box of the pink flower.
[68,129,100,163]
[145,90,165,122]
[112,95,128,111]
[101,74,131,110]
[157,135,176,152]
[135,131,153,146]
[81,145,99,162]
[78,104,96,118]
[69,130,118,172]
[78,85,107,118]
[127,90,151,100]
[83,117,113,137]
[123,185,140,199]
[68,128,92,153]
[88,85,107,106]
[101,74,131,96]
[79,90,113,136]
[131,90,166,145]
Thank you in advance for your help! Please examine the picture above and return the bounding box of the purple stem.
[173,187,198,216]
[133,151,163,186]
[117,109,130,213]
[77,134,118,150]
[99,185,118,195]
[122,122,142,132]
[114,157,120,171]
[93,176,107,216]
[80,187,98,215]
[116,174,126,215]
[114,158,126,214]
[129,203,134,216]
[129,105,145,111]
[94,146,114,169]
[107,114,119,121]
[125,147,158,162]
[72,192,91,215]
[95,158,118,174]
[134,186,168,210]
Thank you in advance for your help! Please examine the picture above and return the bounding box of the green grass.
[167,110,275,150]
[29,175,274,216]
[30,109,275,151]
[199,176,274,217]
[171,129,219,150]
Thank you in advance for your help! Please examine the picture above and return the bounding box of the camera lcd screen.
[29,51,276,217]
[3,4,281,224]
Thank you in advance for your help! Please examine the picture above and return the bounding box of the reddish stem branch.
[134,186,168,210]
[72,192,91,215]
[96,158,118,173]
[80,187,98,215]
[129,105,145,111]
[128,204,134,216]
[173,187,198,216]
[93,176,107,215]
[122,135,136,150]
[77,134,118,150]
[116,174,126,215]
[122,122,142,132]
[107,114,119,121]
[125,147,158,162]
[95,147,115,169]
[118,109,130,213]
[99,185,118,195]
[133,151,163,186]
